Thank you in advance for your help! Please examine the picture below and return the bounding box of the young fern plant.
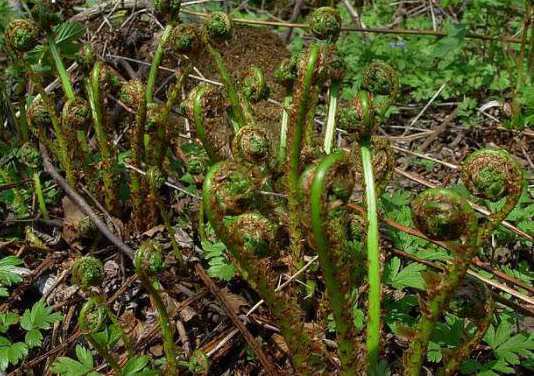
[134,240,179,375]
[402,148,524,376]
[72,256,133,375]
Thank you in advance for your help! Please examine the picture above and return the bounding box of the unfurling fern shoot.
[135,241,178,375]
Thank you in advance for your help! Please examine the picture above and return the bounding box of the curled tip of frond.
[207,162,258,216]
[204,12,232,41]
[411,188,476,241]
[232,126,270,163]
[146,166,166,191]
[184,145,209,175]
[337,91,376,140]
[119,80,145,110]
[181,83,224,120]
[5,19,39,52]
[308,7,342,42]
[78,215,98,239]
[450,278,492,320]
[227,212,277,257]
[76,44,96,72]
[62,98,90,129]
[71,256,104,290]
[352,137,394,189]
[18,143,41,169]
[461,148,524,202]
[241,66,269,103]
[135,240,165,275]
[273,56,298,89]
[26,97,51,128]
[152,0,182,18]
[170,24,198,53]
[362,61,400,98]
[78,297,107,332]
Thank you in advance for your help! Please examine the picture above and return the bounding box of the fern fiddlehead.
[203,161,325,374]
[401,150,523,376]
[309,150,361,374]
[135,240,178,375]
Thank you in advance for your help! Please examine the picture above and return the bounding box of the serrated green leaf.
[24,328,43,348]
[51,345,101,376]
[0,312,18,333]
[121,355,150,375]
[384,257,426,290]
[0,256,24,288]
[20,300,63,331]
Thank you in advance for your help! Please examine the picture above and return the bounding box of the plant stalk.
[361,140,381,373]
[323,80,339,154]
[287,43,320,265]
[146,25,173,104]
[86,62,116,212]
[310,151,358,374]
[33,172,48,219]
[137,273,178,375]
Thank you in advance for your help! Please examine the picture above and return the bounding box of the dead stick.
[195,263,279,376]
[39,144,135,260]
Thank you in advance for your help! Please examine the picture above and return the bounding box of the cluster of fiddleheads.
[2,2,527,375]
[403,148,524,376]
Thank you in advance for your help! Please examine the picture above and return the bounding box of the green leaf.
[51,345,101,376]
[24,328,43,348]
[0,338,28,371]
[0,256,24,288]
[121,355,150,376]
[20,300,63,331]
[0,312,18,333]
[384,257,426,290]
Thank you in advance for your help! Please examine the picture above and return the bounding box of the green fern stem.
[86,62,116,212]
[438,293,495,376]
[192,85,221,162]
[40,91,75,186]
[130,97,147,230]
[277,96,291,166]
[84,334,121,374]
[203,163,320,374]
[146,24,173,104]
[32,171,49,219]
[137,272,178,374]
[203,41,245,131]
[310,151,358,374]
[75,130,91,171]
[287,43,321,265]
[361,139,381,373]
[47,35,75,101]
[323,80,339,154]
[403,254,474,376]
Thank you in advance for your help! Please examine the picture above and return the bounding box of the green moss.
[308,7,342,42]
